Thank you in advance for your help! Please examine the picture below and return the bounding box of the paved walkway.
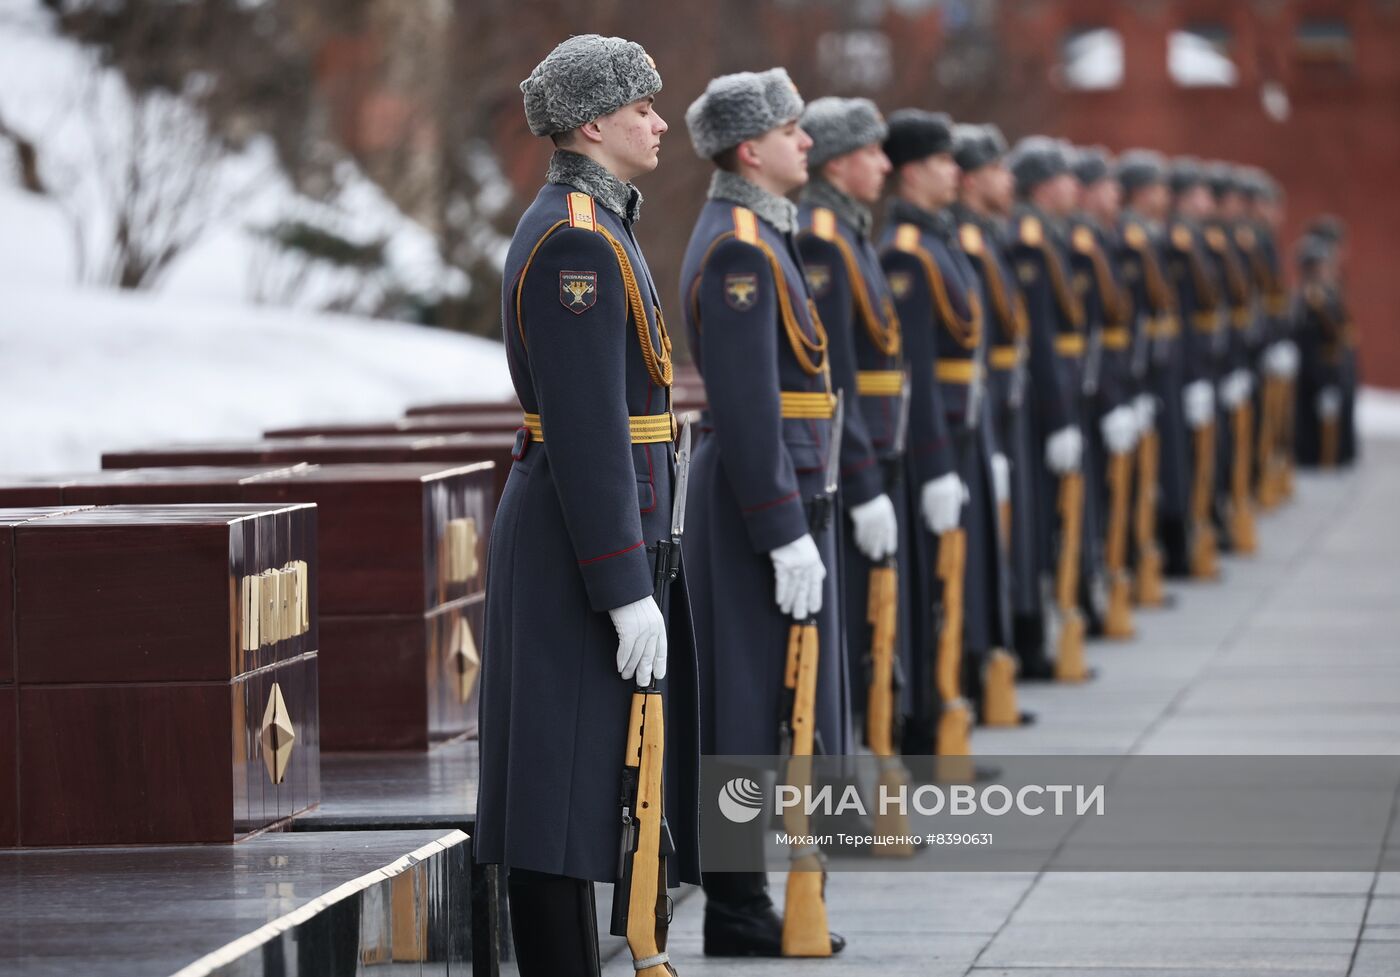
[589,441,1399,977]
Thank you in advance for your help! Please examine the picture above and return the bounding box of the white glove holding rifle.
[770,533,826,620]
[1184,380,1215,430]
[849,493,898,562]
[1045,425,1083,474]
[609,596,667,687]
[921,472,967,535]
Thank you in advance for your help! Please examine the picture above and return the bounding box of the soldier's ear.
[577,120,606,146]
[735,139,762,172]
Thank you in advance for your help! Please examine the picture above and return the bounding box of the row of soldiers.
[472,35,1361,977]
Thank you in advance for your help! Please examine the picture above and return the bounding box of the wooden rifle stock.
[1190,423,1220,579]
[933,529,973,754]
[863,563,914,855]
[1280,376,1297,497]
[1230,401,1258,554]
[1133,430,1166,606]
[1054,472,1089,680]
[1256,377,1280,509]
[1104,449,1135,638]
[612,690,675,976]
[782,621,832,957]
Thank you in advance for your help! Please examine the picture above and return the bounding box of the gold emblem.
[1017,260,1038,284]
[1072,225,1096,254]
[1205,227,1227,252]
[805,265,831,296]
[1171,225,1192,251]
[259,682,296,785]
[888,271,913,299]
[724,272,759,311]
[1020,215,1043,247]
[1125,223,1147,248]
[448,616,482,705]
[442,517,480,586]
[559,270,598,313]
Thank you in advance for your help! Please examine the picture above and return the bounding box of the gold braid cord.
[897,232,982,349]
[599,226,674,388]
[821,231,901,356]
[1128,235,1176,315]
[1039,241,1085,329]
[969,249,1028,341]
[1079,236,1130,328]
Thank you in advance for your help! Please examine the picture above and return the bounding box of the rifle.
[1103,445,1135,638]
[1053,471,1090,681]
[1133,422,1167,607]
[1229,399,1258,554]
[1256,375,1280,510]
[610,421,692,977]
[863,375,914,856]
[779,392,842,958]
[1189,422,1220,579]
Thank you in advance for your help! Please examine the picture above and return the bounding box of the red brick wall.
[1001,0,1400,387]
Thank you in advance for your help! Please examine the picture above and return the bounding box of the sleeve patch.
[560,270,598,313]
[724,272,759,310]
[805,264,832,297]
[887,270,913,299]
[1017,260,1039,284]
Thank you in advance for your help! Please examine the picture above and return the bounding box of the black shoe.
[1017,656,1057,682]
[507,868,601,977]
[703,895,846,957]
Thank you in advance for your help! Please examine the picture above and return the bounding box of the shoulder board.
[894,223,921,253]
[1071,225,1096,254]
[1170,224,1192,251]
[732,206,759,244]
[1235,226,1256,250]
[811,207,838,241]
[566,191,597,231]
[1205,227,1227,252]
[1124,223,1148,249]
[958,223,984,256]
[1019,215,1042,247]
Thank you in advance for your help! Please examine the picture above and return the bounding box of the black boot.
[1160,515,1191,577]
[507,868,601,977]
[702,871,846,957]
[1012,613,1056,681]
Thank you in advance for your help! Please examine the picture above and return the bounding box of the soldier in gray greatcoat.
[679,68,848,958]
[473,35,700,977]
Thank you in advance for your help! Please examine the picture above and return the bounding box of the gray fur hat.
[801,97,888,169]
[1115,149,1167,195]
[883,109,954,168]
[1295,233,1334,270]
[952,123,1007,172]
[520,35,662,137]
[1204,161,1242,199]
[1007,135,1070,196]
[686,68,805,160]
[1169,156,1206,195]
[1072,145,1112,185]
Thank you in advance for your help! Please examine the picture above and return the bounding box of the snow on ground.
[0,284,511,475]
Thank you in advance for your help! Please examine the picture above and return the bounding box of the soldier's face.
[593,96,668,180]
[824,142,890,205]
[1177,184,1213,219]
[1084,179,1121,220]
[744,121,814,194]
[907,152,959,208]
[1136,182,1169,220]
[1044,172,1078,216]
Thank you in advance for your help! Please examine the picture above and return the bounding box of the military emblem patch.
[1125,223,1148,249]
[559,271,597,314]
[1073,271,1090,294]
[1017,260,1039,285]
[888,271,913,300]
[805,265,832,297]
[958,223,983,256]
[724,273,759,311]
[1171,225,1192,251]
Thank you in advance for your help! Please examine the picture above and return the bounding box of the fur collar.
[546,150,643,223]
[707,170,798,235]
[800,177,873,237]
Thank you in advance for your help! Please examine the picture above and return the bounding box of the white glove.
[849,493,898,562]
[608,596,667,687]
[1134,393,1156,434]
[1317,386,1342,420]
[991,453,1011,505]
[1184,380,1215,430]
[1045,425,1083,474]
[770,533,826,620]
[1220,369,1253,408]
[1100,405,1140,456]
[920,472,966,535]
[1265,341,1299,379]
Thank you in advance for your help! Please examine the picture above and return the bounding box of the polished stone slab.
[0,829,470,976]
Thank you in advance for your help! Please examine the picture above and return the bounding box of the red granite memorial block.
[5,504,319,846]
[265,411,523,439]
[405,396,520,417]
[0,688,13,847]
[1,465,494,750]
[102,433,515,502]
